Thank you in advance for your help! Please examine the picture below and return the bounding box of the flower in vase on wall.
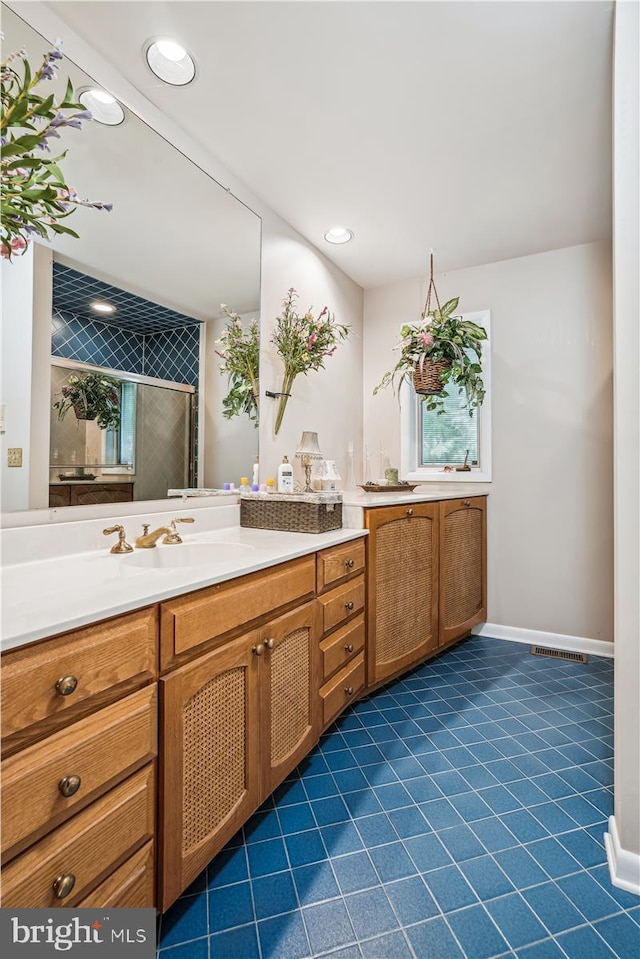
[215,305,260,426]
[271,288,350,434]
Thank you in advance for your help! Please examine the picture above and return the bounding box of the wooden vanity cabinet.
[364,496,487,688]
[48,482,134,508]
[159,629,261,910]
[158,561,320,912]
[365,502,439,688]
[316,541,366,729]
[439,496,487,647]
[159,554,316,670]
[0,609,158,908]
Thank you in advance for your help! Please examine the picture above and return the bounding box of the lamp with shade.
[295,431,322,492]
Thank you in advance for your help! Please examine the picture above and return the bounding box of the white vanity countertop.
[341,483,491,507]
[1,524,367,652]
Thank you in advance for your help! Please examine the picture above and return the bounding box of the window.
[102,381,136,472]
[400,309,491,482]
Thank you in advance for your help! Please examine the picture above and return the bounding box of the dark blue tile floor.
[157,636,639,958]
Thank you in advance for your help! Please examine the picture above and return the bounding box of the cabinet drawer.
[317,539,365,593]
[2,685,157,860]
[318,576,365,635]
[77,841,155,909]
[320,653,365,727]
[160,555,315,666]
[320,615,365,681]
[0,764,155,908]
[1,608,157,754]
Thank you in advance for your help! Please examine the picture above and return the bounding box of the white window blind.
[420,384,479,467]
[119,381,136,466]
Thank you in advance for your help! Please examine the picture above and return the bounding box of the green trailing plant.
[1,40,111,260]
[374,296,487,415]
[53,371,121,431]
[215,305,260,426]
[270,288,350,434]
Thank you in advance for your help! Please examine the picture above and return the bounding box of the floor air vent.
[530,646,589,664]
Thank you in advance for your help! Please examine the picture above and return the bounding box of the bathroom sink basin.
[123,542,255,570]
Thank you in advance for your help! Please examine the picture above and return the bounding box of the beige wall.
[364,242,614,643]
[258,214,364,489]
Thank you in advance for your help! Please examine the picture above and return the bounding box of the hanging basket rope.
[413,251,451,395]
[422,251,443,319]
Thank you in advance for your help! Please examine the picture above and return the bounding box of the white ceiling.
[37,1,614,289]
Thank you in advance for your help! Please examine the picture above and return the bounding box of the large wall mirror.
[1,6,261,514]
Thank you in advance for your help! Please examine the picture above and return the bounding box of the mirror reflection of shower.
[50,362,195,507]
[49,262,198,507]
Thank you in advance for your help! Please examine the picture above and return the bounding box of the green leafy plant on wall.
[53,371,121,431]
[215,305,260,426]
[271,288,350,434]
[1,41,111,259]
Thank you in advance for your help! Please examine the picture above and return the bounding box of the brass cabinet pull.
[53,874,76,899]
[344,643,354,653]
[344,558,355,569]
[344,601,354,611]
[345,686,354,696]
[264,638,275,650]
[463,500,471,507]
[252,643,265,656]
[58,775,81,798]
[55,676,78,696]
[406,508,414,517]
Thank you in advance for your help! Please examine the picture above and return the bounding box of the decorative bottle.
[321,460,341,491]
[277,456,294,493]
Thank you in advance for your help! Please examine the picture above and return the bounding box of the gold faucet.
[103,525,133,553]
[135,517,195,548]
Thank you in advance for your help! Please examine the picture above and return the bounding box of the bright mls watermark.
[0,909,155,957]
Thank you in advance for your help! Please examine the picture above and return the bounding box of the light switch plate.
[7,447,22,467]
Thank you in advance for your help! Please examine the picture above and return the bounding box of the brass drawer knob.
[58,775,82,798]
[344,643,354,653]
[55,675,78,696]
[344,558,355,569]
[252,643,265,656]
[345,686,354,696]
[406,508,414,517]
[344,600,354,611]
[264,638,275,650]
[53,873,76,899]
[463,500,471,507]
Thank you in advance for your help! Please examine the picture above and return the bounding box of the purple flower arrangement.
[1,41,112,259]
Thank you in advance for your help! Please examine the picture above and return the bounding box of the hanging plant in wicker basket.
[52,371,120,430]
[374,252,487,415]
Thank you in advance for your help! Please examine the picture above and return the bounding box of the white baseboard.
[605,816,640,896]
[471,622,614,659]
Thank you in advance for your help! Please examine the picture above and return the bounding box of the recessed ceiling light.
[90,301,116,314]
[78,88,125,126]
[324,227,354,244]
[145,38,196,86]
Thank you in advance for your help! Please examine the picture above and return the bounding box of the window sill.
[403,468,492,483]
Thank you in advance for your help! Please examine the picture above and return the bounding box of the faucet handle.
[163,516,195,545]
[103,525,133,554]
[142,524,150,535]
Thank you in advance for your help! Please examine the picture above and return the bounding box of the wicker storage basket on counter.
[240,491,343,533]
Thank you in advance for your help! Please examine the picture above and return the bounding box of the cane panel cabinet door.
[259,601,320,796]
[159,631,261,911]
[365,503,439,688]
[439,496,487,647]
